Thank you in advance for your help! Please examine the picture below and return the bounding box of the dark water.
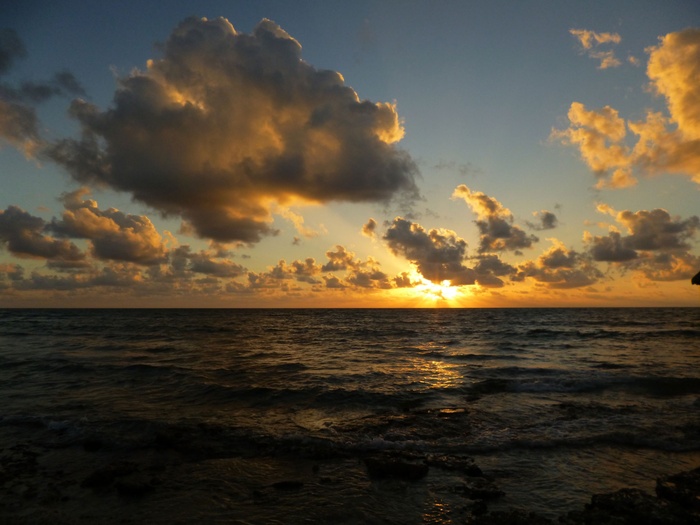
[1,308,700,523]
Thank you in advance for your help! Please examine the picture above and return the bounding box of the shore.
[1,420,698,524]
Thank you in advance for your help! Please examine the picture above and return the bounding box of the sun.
[415,277,460,303]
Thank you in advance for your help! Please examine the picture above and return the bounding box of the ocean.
[1,307,699,523]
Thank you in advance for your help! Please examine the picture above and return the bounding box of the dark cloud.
[453,185,538,253]
[0,30,85,156]
[0,99,40,155]
[471,254,516,288]
[48,16,419,244]
[515,241,602,289]
[587,207,699,262]
[170,245,246,278]
[1,72,86,104]
[526,210,558,231]
[632,252,700,282]
[587,231,638,262]
[0,205,85,262]
[586,207,700,281]
[383,217,476,285]
[49,189,168,265]
[346,264,392,289]
[0,29,26,76]
[617,209,699,251]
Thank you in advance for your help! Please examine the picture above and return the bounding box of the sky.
[1,0,699,308]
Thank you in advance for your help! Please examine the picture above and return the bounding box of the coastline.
[2,421,698,524]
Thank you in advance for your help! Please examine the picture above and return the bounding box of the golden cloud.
[554,29,700,187]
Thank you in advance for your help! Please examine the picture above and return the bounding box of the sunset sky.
[1,1,699,307]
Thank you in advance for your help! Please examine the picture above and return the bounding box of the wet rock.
[426,454,483,476]
[0,444,39,483]
[467,509,551,524]
[656,467,700,510]
[81,461,138,489]
[115,475,156,497]
[154,429,181,450]
[561,487,695,525]
[364,457,428,481]
[454,477,504,500]
[271,480,304,491]
[82,436,103,452]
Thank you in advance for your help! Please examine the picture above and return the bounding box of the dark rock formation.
[426,454,483,476]
[81,461,138,489]
[656,467,700,511]
[364,456,428,481]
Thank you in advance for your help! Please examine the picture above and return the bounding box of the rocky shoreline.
[1,422,699,524]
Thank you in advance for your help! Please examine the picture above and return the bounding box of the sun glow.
[415,277,460,302]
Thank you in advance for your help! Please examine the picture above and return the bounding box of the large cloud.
[383,217,476,285]
[452,185,538,253]
[553,28,700,188]
[48,16,419,244]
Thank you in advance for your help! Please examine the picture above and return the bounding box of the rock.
[115,475,155,497]
[364,457,429,481]
[656,467,700,510]
[426,454,483,476]
[81,461,138,489]
[467,509,551,524]
[454,477,504,500]
[271,480,304,491]
[561,487,695,525]
[82,437,102,452]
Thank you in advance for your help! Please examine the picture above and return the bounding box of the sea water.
[1,308,699,523]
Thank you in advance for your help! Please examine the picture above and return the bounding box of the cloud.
[471,254,516,288]
[632,252,700,282]
[248,256,322,288]
[570,29,621,50]
[0,30,84,157]
[554,29,700,187]
[616,208,699,251]
[0,205,85,263]
[647,29,700,139]
[245,244,393,291]
[570,28,622,69]
[276,206,323,239]
[452,185,538,253]
[49,188,168,265]
[47,16,419,244]
[515,239,602,289]
[321,245,360,272]
[526,210,558,231]
[383,217,476,285]
[169,245,246,278]
[585,205,700,281]
[0,29,26,75]
[345,258,393,289]
[361,218,378,238]
[550,102,636,188]
[585,230,638,262]
[0,99,41,156]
